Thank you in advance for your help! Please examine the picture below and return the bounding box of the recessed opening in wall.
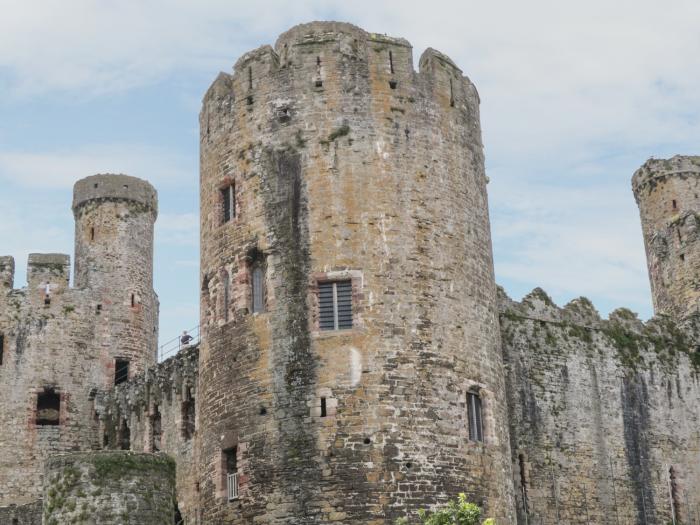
[259,407,267,415]
[680,253,685,261]
[94,183,98,188]
[389,50,395,74]
[449,78,455,107]
[123,184,128,190]
[315,79,323,87]
[222,271,230,322]
[151,405,162,452]
[96,304,102,314]
[518,453,529,512]
[246,95,253,106]
[320,397,327,417]
[131,293,136,307]
[182,387,195,440]
[103,432,109,448]
[114,359,129,385]
[118,419,130,450]
[0,333,4,366]
[673,199,677,209]
[389,80,397,89]
[363,437,371,444]
[221,184,235,223]
[405,462,412,469]
[90,227,95,241]
[318,280,353,330]
[251,264,265,313]
[248,66,253,90]
[467,390,484,442]
[223,447,239,501]
[36,388,60,425]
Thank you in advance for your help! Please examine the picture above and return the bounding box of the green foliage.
[395,494,494,525]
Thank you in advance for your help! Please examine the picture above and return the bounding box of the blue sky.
[1,0,699,347]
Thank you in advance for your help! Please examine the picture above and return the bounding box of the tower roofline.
[72,174,158,217]
[632,155,700,201]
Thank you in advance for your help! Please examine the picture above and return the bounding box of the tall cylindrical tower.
[633,156,700,319]
[198,22,515,524]
[73,174,159,374]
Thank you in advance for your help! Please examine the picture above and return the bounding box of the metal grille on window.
[252,266,264,313]
[467,392,483,442]
[221,184,235,223]
[319,280,352,330]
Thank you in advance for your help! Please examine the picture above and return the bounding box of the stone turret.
[198,21,514,524]
[72,173,159,370]
[633,156,700,319]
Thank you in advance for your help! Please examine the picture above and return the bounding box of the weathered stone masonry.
[198,20,515,525]
[0,174,158,511]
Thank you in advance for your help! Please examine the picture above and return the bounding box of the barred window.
[221,184,235,223]
[319,280,352,331]
[467,391,483,442]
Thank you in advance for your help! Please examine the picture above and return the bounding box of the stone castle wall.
[96,345,198,523]
[198,21,514,524]
[43,451,175,524]
[0,175,158,507]
[501,287,700,525]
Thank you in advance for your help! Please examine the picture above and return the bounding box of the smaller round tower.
[72,174,159,374]
[633,155,700,319]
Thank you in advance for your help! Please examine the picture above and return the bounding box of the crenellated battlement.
[201,21,481,150]
[0,256,14,290]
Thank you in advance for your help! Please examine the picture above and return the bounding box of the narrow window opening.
[389,80,397,89]
[90,227,95,241]
[131,293,135,307]
[222,272,230,322]
[103,432,109,448]
[467,391,483,442]
[96,304,102,314]
[315,79,323,88]
[151,405,162,452]
[0,334,4,366]
[677,227,682,243]
[248,66,253,90]
[36,388,60,426]
[93,183,98,188]
[317,56,321,66]
[389,50,394,74]
[672,199,677,209]
[320,397,327,417]
[182,388,195,440]
[224,447,239,501]
[252,264,265,313]
[114,359,129,385]
[221,184,235,223]
[449,78,455,107]
[319,280,353,331]
[246,95,253,105]
[118,419,130,450]
[519,453,529,514]
[680,253,685,261]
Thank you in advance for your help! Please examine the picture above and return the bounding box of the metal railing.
[158,324,200,362]
[227,472,239,501]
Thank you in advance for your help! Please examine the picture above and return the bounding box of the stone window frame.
[309,270,364,336]
[217,177,237,227]
[462,380,497,448]
[34,387,63,427]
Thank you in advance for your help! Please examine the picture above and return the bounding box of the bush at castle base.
[396,494,496,525]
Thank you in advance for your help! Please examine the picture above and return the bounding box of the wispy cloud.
[0,145,193,189]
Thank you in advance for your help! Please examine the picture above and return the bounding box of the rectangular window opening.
[467,391,483,442]
[37,388,60,426]
[673,199,677,209]
[224,447,239,501]
[319,280,353,331]
[115,359,129,385]
[252,265,265,313]
[320,397,327,417]
[221,184,235,223]
[0,334,4,366]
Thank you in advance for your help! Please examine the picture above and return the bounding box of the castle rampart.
[501,287,700,525]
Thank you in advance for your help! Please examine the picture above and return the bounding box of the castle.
[0,21,699,525]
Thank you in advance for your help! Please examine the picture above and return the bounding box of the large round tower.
[73,174,159,374]
[198,22,515,524]
[633,156,700,319]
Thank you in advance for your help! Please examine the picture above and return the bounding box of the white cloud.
[0,145,193,189]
